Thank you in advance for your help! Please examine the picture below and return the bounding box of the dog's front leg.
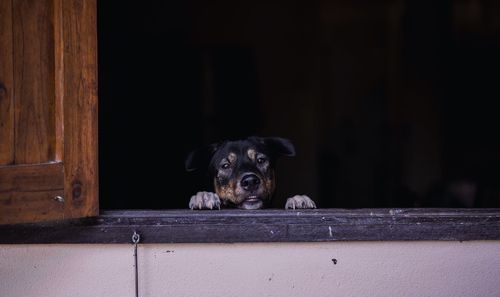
[285,195,317,209]
[189,191,221,210]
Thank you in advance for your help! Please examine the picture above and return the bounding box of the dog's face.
[186,137,295,209]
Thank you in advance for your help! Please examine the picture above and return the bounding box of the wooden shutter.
[0,0,98,224]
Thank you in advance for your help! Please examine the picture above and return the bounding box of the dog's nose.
[241,174,261,191]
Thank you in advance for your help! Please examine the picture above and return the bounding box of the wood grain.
[53,0,64,161]
[0,0,14,165]
[1,209,499,243]
[12,0,56,164]
[0,163,65,224]
[0,0,98,224]
[0,190,66,224]
[61,0,99,219]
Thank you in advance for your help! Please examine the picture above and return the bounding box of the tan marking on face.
[247,149,257,161]
[214,179,239,204]
[263,170,276,199]
[228,152,237,164]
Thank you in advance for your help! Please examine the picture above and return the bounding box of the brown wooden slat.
[61,0,99,218]
[13,0,57,164]
[0,190,65,224]
[0,162,64,193]
[53,0,64,161]
[0,162,65,224]
[0,0,14,165]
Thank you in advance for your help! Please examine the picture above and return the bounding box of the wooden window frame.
[1,1,500,244]
[1,209,500,244]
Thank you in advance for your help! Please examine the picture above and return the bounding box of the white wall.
[1,242,500,297]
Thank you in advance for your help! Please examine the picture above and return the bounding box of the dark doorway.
[98,0,500,209]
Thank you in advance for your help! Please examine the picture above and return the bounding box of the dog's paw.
[285,195,317,209]
[189,191,221,210]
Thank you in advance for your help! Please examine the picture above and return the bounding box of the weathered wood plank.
[0,0,98,225]
[0,163,65,224]
[61,0,99,219]
[0,162,64,193]
[1,209,499,243]
[12,0,57,164]
[53,0,64,161]
[0,190,66,225]
[0,0,14,165]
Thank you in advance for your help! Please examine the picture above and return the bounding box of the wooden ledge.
[1,209,500,244]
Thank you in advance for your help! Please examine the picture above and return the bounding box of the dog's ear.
[252,137,296,157]
[185,143,220,172]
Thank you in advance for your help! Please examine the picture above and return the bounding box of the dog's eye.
[257,157,267,164]
[221,163,230,169]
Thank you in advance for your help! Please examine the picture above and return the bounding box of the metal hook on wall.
[132,231,141,297]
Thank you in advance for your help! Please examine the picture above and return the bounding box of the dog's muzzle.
[238,173,265,209]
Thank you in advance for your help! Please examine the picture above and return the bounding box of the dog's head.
[186,137,295,209]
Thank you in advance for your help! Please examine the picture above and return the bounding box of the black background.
[98,0,500,209]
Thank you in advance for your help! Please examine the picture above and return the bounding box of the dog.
[185,136,316,210]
